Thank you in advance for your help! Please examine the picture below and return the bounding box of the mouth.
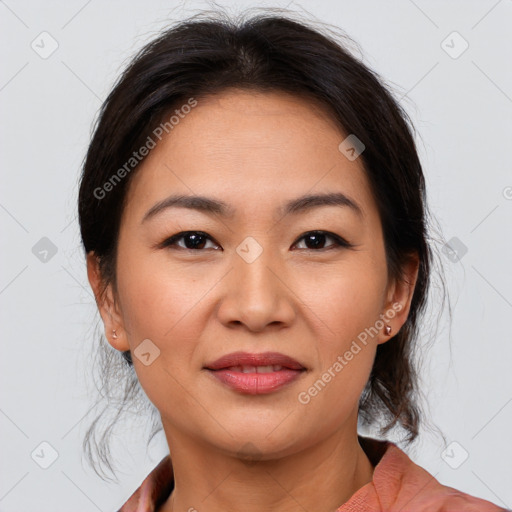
[204,351,307,395]
[218,364,290,373]
[205,351,306,371]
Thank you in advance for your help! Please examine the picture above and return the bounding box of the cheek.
[115,256,207,410]
[115,253,218,393]
[299,260,387,341]
[117,251,211,341]
[293,271,382,425]
[294,259,385,403]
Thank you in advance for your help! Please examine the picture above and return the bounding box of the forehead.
[122,89,378,224]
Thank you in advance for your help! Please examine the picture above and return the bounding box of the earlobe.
[105,325,130,352]
[86,251,130,352]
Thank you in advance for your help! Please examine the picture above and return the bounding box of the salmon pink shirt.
[118,435,508,512]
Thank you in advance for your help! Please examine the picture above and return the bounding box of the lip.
[204,351,306,371]
[204,351,307,395]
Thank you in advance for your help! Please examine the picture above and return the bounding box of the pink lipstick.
[204,351,306,395]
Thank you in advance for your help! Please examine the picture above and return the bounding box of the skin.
[87,89,419,512]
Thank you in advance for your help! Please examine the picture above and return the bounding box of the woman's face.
[89,89,417,459]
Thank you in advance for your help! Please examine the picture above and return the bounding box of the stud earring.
[384,324,392,336]
[112,329,118,339]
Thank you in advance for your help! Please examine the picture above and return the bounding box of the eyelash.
[158,230,354,252]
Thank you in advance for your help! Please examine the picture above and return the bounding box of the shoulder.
[117,455,174,512]
[119,440,508,512]
[352,436,507,512]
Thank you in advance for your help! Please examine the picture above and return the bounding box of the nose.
[216,243,296,332]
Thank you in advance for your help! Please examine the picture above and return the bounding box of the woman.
[78,8,506,512]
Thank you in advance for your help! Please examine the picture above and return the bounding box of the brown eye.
[293,231,353,250]
[161,231,219,250]
[160,230,353,252]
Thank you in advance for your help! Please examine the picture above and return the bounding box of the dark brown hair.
[78,7,448,481]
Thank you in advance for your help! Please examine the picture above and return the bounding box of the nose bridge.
[218,235,295,330]
[235,235,280,300]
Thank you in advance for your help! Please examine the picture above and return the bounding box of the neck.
[160,423,374,512]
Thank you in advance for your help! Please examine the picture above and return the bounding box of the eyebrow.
[141,191,363,224]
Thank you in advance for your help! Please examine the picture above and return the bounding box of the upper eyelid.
[163,230,351,249]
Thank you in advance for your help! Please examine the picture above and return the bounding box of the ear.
[378,252,420,345]
[86,251,130,352]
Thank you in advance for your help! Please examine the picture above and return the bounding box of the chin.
[206,420,307,460]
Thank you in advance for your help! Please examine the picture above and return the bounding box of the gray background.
[1,0,511,510]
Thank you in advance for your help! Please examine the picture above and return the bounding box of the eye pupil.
[163,230,346,252]
[304,232,326,249]
[185,233,206,249]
